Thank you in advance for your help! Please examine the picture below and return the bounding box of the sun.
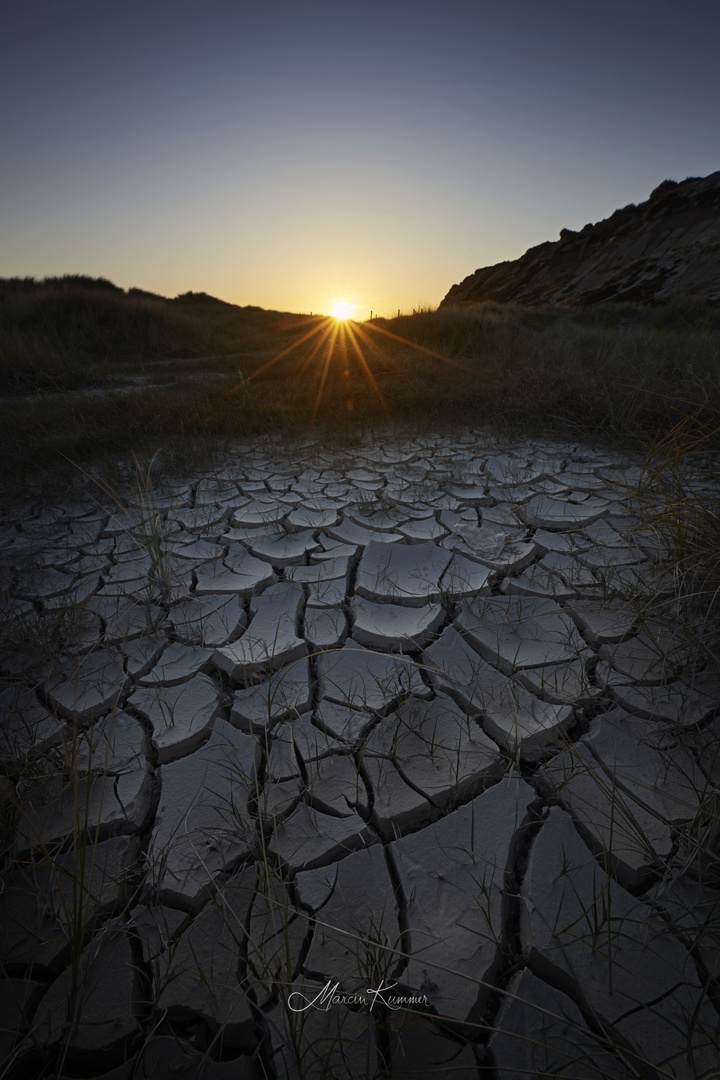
[329,299,354,320]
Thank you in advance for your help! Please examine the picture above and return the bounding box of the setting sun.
[329,299,354,320]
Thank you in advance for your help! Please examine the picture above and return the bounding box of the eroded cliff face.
[442,172,720,307]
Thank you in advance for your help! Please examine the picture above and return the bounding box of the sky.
[2,0,719,317]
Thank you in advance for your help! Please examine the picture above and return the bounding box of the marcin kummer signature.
[288,979,430,1013]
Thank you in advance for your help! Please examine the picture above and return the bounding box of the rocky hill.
[441,171,720,307]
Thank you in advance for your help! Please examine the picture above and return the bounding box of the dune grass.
[636,408,720,659]
[2,278,720,496]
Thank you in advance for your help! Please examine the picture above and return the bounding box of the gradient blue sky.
[2,0,718,316]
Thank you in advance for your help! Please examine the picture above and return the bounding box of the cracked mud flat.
[1,430,719,1079]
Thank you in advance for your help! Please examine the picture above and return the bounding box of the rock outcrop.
[442,171,720,307]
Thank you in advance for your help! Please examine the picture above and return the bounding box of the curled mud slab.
[1,431,719,1078]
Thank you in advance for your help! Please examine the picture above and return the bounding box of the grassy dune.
[1,276,719,487]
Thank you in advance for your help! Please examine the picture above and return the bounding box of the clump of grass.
[0,274,309,396]
[636,405,720,657]
[0,279,206,394]
[373,301,720,437]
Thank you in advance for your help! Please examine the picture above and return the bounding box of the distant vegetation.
[0,275,295,394]
[1,275,719,492]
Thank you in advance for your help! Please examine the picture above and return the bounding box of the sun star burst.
[330,300,354,320]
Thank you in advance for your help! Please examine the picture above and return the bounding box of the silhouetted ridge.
[442,171,720,307]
